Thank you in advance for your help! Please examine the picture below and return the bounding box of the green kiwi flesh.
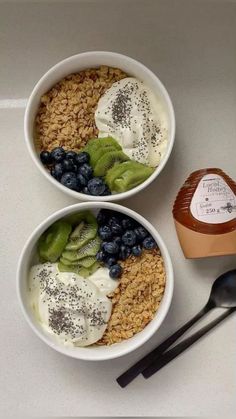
[94,150,129,177]
[65,217,97,251]
[62,236,101,262]
[38,220,72,262]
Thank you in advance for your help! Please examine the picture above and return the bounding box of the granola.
[35,66,127,152]
[98,249,166,345]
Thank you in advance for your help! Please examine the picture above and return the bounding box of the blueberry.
[119,244,131,261]
[66,151,77,161]
[101,241,108,251]
[101,186,111,196]
[60,172,78,190]
[109,264,122,279]
[87,177,106,196]
[98,225,112,240]
[75,152,90,166]
[122,230,137,246]
[113,236,122,247]
[82,186,90,194]
[51,147,65,163]
[97,210,108,226]
[132,245,142,257]
[50,167,57,179]
[108,216,120,225]
[109,220,123,236]
[77,174,86,194]
[143,236,157,250]
[62,158,77,172]
[134,226,148,242]
[105,256,117,268]
[103,242,120,255]
[96,250,106,262]
[121,217,135,230]
[40,150,52,165]
[77,173,87,188]
[109,210,121,219]
[53,163,64,180]
[78,163,93,180]
[97,209,117,225]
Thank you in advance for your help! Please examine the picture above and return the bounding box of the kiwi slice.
[113,165,154,192]
[38,220,72,262]
[59,257,79,266]
[58,261,100,277]
[65,218,97,251]
[60,255,97,268]
[65,210,97,228]
[89,145,118,168]
[94,151,129,177]
[78,262,100,278]
[77,267,90,278]
[85,137,121,156]
[64,221,85,250]
[105,161,140,190]
[78,256,97,268]
[85,137,122,168]
[62,236,101,262]
[58,262,77,273]
[58,262,84,275]
[65,212,97,251]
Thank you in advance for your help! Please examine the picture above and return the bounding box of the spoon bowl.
[209,269,236,308]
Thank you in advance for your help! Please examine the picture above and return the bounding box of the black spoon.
[117,269,236,388]
[143,307,235,378]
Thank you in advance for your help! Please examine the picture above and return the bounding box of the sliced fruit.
[64,221,85,250]
[78,256,97,268]
[78,262,100,278]
[59,257,79,266]
[60,255,97,268]
[38,220,72,262]
[65,217,97,251]
[58,262,78,273]
[89,145,118,168]
[65,210,96,227]
[105,160,154,192]
[113,166,154,192]
[62,236,101,262]
[77,267,90,278]
[105,161,139,190]
[94,150,129,177]
[84,137,121,156]
[58,261,100,277]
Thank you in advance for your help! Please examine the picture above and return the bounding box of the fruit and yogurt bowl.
[25,52,175,201]
[17,202,173,360]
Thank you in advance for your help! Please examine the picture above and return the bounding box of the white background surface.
[1,0,236,416]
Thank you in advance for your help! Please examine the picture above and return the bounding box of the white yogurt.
[95,77,168,167]
[28,263,117,347]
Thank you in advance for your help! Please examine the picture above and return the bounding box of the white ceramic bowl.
[24,51,175,201]
[17,202,174,361]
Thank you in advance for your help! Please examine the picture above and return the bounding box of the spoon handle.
[143,308,235,379]
[117,303,211,388]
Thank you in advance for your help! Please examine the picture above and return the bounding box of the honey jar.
[173,168,236,258]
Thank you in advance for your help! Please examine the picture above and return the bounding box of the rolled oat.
[35,66,127,152]
[98,249,166,345]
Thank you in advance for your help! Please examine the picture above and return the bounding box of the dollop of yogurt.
[95,77,168,167]
[28,263,117,347]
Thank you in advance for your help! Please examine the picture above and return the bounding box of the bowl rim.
[24,51,176,202]
[16,202,174,361]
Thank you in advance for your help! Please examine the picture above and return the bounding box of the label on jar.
[190,174,236,224]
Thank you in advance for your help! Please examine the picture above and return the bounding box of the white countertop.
[1,0,236,416]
